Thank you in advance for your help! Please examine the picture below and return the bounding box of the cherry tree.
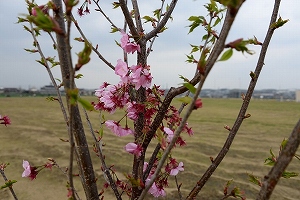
[1,0,299,200]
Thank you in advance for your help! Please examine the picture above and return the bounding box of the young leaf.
[178,75,190,82]
[219,48,233,61]
[78,98,94,111]
[178,96,192,104]
[248,173,262,187]
[183,83,196,94]
[282,171,299,179]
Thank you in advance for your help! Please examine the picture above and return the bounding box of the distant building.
[1,87,20,97]
[296,90,300,102]
[40,84,57,96]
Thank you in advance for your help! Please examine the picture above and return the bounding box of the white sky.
[0,0,299,90]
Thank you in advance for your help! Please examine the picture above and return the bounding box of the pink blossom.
[120,31,140,54]
[170,162,184,176]
[164,127,174,142]
[123,43,141,54]
[193,98,203,110]
[22,160,38,180]
[0,115,11,126]
[115,59,128,78]
[120,31,129,48]
[126,102,138,120]
[22,160,31,177]
[146,179,166,198]
[105,120,133,136]
[125,143,142,157]
[44,162,53,170]
[130,65,152,89]
[118,126,133,136]
[105,120,120,134]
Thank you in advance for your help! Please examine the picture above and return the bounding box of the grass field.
[0,97,299,200]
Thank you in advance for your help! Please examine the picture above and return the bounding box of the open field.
[0,97,300,199]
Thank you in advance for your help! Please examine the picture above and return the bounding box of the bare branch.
[257,119,300,199]
[145,0,178,41]
[93,0,119,30]
[71,14,115,70]
[83,109,122,200]
[131,0,143,33]
[52,0,99,199]
[118,0,139,38]
[187,0,281,198]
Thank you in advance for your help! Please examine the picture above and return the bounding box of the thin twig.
[82,108,122,200]
[187,0,280,198]
[119,0,139,38]
[70,13,115,70]
[257,119,300,199]
[0,169,18,200]
[145,0,178,41]
[92,0,119,30]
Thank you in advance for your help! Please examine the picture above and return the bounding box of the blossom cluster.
[92,31,192,197]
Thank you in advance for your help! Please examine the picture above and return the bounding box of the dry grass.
[0,97,299,200]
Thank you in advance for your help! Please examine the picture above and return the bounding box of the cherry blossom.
[22,160,38,180]
[146,179,166,198]
[125,143,143,157]
[0,115,11,126]
[120,31,140,54]
[105,120,133,137]
[163,127,174,143]
[115,59,128,78]
[170,162,184,176]
[194,98,203,110]
[22,160,31,177]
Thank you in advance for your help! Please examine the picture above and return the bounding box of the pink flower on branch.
[0,115,11,126]
[130,65,152,90]
[146,179,166,198]
[125,143,143,157]
[22,160,38,180]
[105,120,133,137]
[170,162,184,176]
[163,127,174,143]
[120,31,140,54]
[115,59,128,78]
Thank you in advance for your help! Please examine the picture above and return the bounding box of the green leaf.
[78,98,94,111]
[142,16,155,23]
[219,48,233,61]
[112,2,120,9]
[270,16,289,29]
[183,83,196,94]
[110,26,119,33]
[282,171,298,178]
[179,75,190,82]
[178,96,192,104]
[68,89,79,105]
[248,173,262,186]
[190,44,200,54]
[153,8,161,19]
[24,48,39,53]
[75,74,84,79]
[1,180,17,189]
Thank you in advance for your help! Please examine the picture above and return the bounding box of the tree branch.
[187,0,280,198]
[52,0,99,199]
[257,119,300,199]
[71,14,115,70]
[118,0,139,38]
[145,0,178,40]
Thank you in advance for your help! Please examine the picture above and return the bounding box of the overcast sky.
[0,0,299,90]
